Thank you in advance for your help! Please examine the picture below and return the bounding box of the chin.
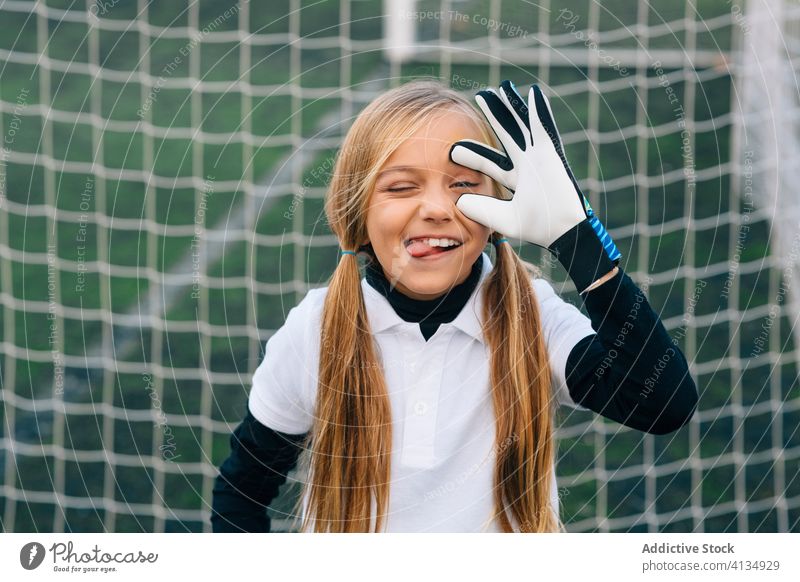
[398,272,462,298]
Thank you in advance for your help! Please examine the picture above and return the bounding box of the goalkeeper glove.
[450,80,621,293]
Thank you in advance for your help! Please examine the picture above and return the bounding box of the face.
[363,108,494,301]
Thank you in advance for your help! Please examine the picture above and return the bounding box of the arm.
[213,288,319,531]
[450,80,697,433]
[211,407,307,532]
[533,112,696,433]
[564,268,698,435]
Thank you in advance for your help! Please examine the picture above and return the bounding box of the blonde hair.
[293,79,562,533]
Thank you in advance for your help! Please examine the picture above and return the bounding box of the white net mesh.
[0,0,798,532]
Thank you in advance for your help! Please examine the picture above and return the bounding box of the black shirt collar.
[364,252,484,325]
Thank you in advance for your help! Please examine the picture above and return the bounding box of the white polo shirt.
[248,251,595,532]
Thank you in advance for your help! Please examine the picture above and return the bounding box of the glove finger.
[498,80,532,142]
[529,84,568,154]
[499,80,529,122]
[474,89,528,155]
[529,84,588,216]
[456,192,521,236]
[449,139,515,190]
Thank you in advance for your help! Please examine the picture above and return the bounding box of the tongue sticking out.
[406,240,454,258]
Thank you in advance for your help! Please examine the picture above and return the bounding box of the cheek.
[364,207,400,253]
[368,198,413,230]
[467,223,491,244]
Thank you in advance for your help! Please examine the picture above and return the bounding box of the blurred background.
[0,0,798,533]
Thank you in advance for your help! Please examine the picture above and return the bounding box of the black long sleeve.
[211,407,307,532]
[563,267,698,435]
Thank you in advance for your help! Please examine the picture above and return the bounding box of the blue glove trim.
[588,214,622,262]
[549,219,618,294]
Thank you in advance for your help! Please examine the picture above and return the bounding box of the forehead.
[381,108,484,168]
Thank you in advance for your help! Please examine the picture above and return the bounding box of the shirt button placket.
[401,336,444,468]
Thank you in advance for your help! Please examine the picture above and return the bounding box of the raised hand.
[450,80,621,293]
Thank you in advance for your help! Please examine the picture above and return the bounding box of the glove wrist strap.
[549,219,618,294]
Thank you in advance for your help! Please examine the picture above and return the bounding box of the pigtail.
[483,233,563,532]
[293,240,392,533]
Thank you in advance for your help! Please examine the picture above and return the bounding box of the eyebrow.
[376,166,420,178]
[376,165,483,179]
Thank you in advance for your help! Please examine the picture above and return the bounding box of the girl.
[211,79,698,533]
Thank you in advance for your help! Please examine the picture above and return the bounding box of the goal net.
[0,0,798,532]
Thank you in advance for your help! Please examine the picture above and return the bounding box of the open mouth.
[404,237,464,259]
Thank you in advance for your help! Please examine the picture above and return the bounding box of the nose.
[417,185,457,222]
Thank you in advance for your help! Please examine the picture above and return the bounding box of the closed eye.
[453,181,479,188]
